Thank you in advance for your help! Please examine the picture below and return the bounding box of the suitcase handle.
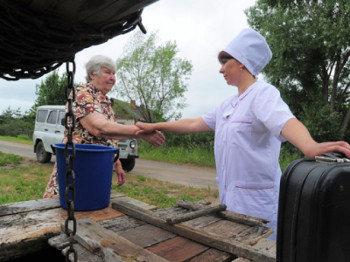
[315,152,350,163]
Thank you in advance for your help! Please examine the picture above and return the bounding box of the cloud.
[0,0,256,118]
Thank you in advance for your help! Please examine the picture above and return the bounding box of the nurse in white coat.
[136,28,350,239]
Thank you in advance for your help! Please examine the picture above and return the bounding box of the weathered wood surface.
[0,198,60,216]
[112,198,276,262]
[100,214,235,261]
[146,236,208,261]
[1,194,276,262]
[189,248,233,262]
[118,224,176,248]
[51,214,234,262]
[0,193,126,261]
[115,196,157,211]
[71,218,169,262]
[233,258,252,262]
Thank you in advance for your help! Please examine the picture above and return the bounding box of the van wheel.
[36,141,52,163]
[120,159,135,172]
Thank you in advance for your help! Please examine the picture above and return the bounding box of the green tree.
[112,32,193,122]
[246,0,350,141]
[0,107,33,137]
[29,71,69,117]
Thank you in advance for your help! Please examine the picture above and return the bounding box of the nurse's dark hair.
[218,51,234,64]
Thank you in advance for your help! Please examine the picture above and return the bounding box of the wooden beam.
[0,192,125,217]
[177,200,268,227]
[112,199,276,262]
[219,211,269,227]
[166,204,227,225]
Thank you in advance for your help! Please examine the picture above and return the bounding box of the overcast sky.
[0,0,256,118]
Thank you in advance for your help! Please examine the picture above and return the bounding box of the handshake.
[134,121,164,147]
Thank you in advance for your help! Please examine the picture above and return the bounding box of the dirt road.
[0,140,217,189]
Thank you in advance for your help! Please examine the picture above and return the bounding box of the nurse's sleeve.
[254,85,295,142]
[202,106,218,131]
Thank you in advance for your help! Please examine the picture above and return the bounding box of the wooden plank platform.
[112,199,275,262]
[0,194,276,262]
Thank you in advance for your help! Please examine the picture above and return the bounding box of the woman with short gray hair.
[44,55,165,198]
[85,55,115,82]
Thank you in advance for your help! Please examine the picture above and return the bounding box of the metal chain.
[64,60,77,262]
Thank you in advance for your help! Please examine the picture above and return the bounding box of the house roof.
[112,99,145,121]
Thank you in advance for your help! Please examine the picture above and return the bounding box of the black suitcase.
[277,154,350,262]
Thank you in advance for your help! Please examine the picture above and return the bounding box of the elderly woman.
[43,55,165,198]
[136,28,350,239]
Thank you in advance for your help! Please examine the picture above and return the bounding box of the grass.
[0,158,52,203]
[0,153,219,207]
[0,151,22,166]
[113,175,218,209]
[0,135,300,207]
[139,143,216,168]
[0,135,33,145]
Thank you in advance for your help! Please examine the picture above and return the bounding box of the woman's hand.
[141,130,165,147]
[114,159,126,186]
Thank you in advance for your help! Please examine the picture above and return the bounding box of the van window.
[36,110,48,123]
[47,111,58,124]
[58,111,65,125]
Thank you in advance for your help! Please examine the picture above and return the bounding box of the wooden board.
[189,248,234,262]
[73,205,125,222]
[146,236,209,262]
[252,238,276,256]
[71,218,169,262]
[118,224,176,248]
[99,215,148,233]
[115,196,157,211]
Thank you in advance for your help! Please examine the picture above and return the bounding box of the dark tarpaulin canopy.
[0,0,158,80]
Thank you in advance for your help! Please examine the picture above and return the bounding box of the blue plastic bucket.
[53,143,117,211]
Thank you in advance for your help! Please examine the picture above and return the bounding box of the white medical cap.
[223,28,272,76]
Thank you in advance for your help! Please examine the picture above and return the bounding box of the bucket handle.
[51,144,56,155]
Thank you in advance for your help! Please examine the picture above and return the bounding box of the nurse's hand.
[281,118,350,159]
[304,141,350,159]
[135,122,157,134]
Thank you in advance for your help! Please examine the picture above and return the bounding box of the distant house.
[111,99,146,125]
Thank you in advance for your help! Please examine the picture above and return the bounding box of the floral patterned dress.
[43,82,117,198]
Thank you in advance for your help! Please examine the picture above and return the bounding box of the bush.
[279,143,303,171]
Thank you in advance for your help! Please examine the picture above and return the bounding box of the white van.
[33,105,138,171]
